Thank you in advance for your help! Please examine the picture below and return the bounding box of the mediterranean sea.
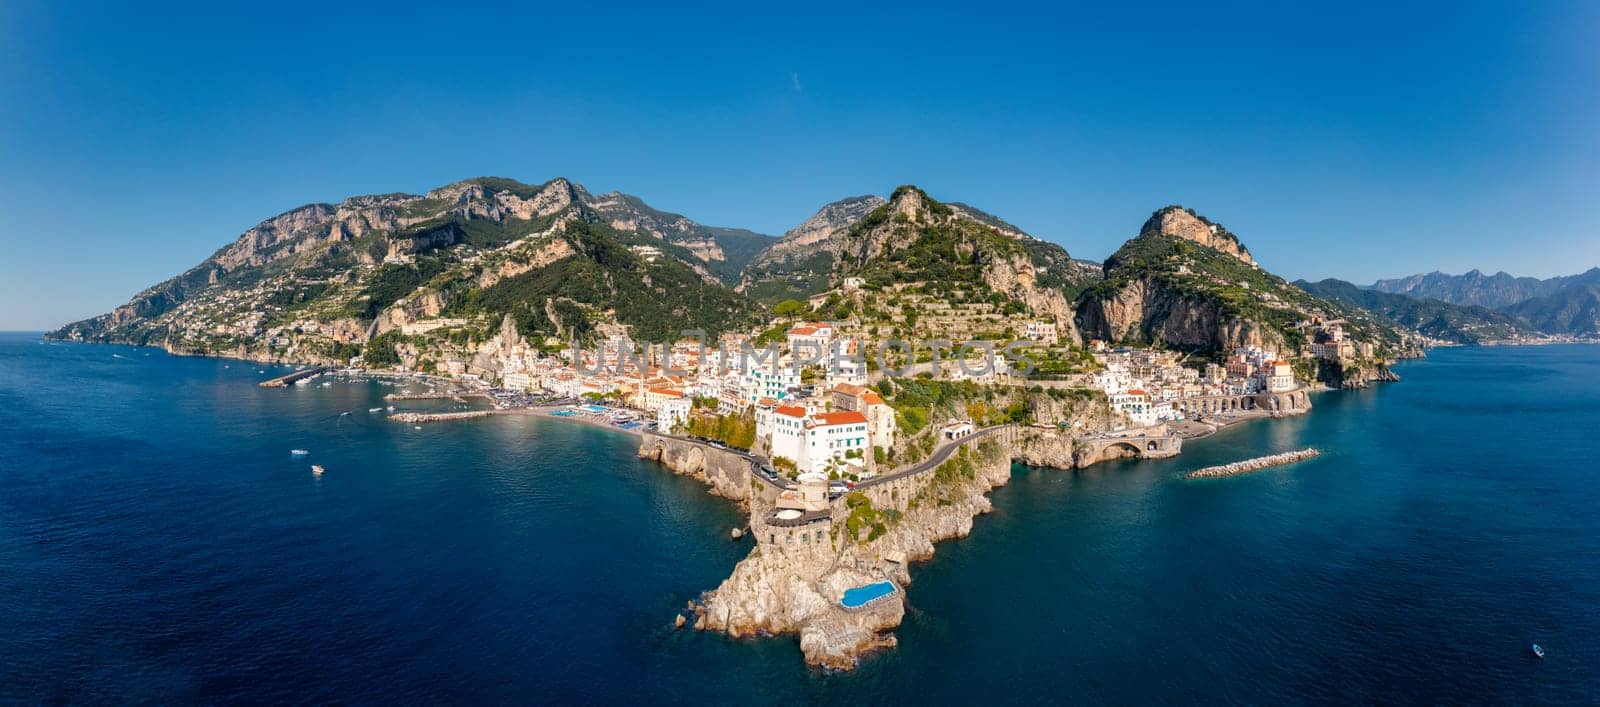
[2,333,1596,703]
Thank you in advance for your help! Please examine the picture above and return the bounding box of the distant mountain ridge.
[1295,278,1536,344]
[1501,283,1600,336]
[1367,267,1600,336]
[1370,268,1600,310]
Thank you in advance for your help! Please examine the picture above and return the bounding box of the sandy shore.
[1170,409,1277,440]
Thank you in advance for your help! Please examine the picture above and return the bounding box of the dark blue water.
[3,334,1597,704]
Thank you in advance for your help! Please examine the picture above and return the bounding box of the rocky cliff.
[1140,205,1254,265]
[830,186,1094,344]
[51,177,763,366]
[1076,206,1417,372]
[737,195,887,303]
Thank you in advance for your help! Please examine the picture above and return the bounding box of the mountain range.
[1366,268,1600,336]
[59,175,1592,387]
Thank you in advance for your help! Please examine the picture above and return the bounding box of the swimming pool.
[551,410,576,417]
[581,404,608,413]
[839,581,896,608]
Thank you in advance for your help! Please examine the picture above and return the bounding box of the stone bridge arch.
[1100,441,1143,462]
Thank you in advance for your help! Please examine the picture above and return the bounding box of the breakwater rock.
[1186,448,1321,479]
[389,410,494,423]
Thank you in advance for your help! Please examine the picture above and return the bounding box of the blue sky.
[1,1,1596,330]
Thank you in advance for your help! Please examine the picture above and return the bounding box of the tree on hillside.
[774,299,806,318]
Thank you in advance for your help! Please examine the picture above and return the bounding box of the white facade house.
[657,396,690,434]
[785,322,834,358]
[740,365,800,405]
[1022,321,1059,345]
[502,372,534,391]
[1111,390,1157,427]
[767,406,871,476]
[1266,360,1296,392]
[643,387,684,412]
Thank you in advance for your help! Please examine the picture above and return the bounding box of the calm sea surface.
[2,333,1597,704]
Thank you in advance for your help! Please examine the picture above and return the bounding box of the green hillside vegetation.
[436,221,761,342]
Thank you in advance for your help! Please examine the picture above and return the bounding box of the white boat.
[311,465,325,476]
[413,426,423,430]
[386,406,395,412]
[290,449,310,456]
[1532,643,1545,659]
[368,407,383,413]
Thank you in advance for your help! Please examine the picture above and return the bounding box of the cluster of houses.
[1303,319,1376,362]
[470,321,899,478]
[1090,344,1298,427]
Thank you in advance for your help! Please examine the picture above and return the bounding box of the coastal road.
[635,417,1014,493]
[855,425,1014,490]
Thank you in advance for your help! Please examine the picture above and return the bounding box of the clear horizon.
[2,1,1597,330]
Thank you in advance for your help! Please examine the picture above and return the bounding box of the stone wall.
[636,433,754,503]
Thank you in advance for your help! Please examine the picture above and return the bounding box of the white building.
[740,364,800,406]
[785,322,834,358]
[1022,321,1059,345]
[767,405,871,476]
[657,396,690,434]
[1265,360,1296,392]
[502,372,534,391]
[830,383,897,450]
[643,386,685,412]
[1111,389,1157,427]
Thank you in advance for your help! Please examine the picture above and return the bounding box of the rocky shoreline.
[638,431,1020,670]
[1186,448,1321,479]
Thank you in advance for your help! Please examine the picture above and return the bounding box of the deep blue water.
[2,334,1598,704]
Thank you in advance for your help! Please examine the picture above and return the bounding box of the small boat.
[290,449,310,456]
[311,465,325,476]
[340,411,351,416]
[1531,643,1545,659]
[386,406,395,412]
[368,407,383,413]
[413,426,423,430]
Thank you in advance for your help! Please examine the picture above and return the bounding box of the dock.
[258,366,330,388]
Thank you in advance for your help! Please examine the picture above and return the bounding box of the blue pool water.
[840,581,897,608]
[3,335,1600,702]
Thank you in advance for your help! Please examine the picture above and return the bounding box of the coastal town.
[318,308,1340,472]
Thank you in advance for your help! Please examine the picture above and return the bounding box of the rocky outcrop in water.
[1186,448,1320,478]
[694,444,1013,670]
